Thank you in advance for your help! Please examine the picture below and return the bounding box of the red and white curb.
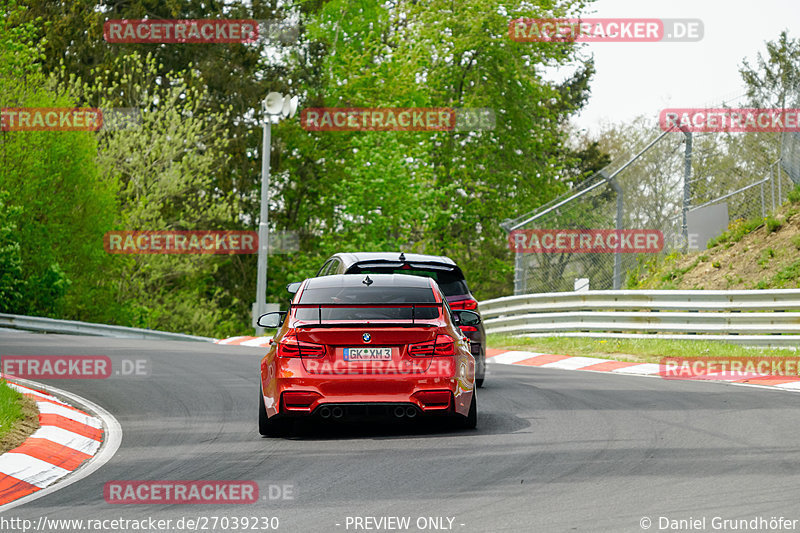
[487,349,800,392]
[215,336,271,347]
[0,378,122,510]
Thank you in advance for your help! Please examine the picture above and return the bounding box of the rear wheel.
[455,392,477,430]
[475,348,486,388]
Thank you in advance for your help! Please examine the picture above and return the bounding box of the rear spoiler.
[291,302,443,328]
[353,261,461,275]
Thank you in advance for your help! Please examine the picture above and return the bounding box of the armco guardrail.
[478,290,800,346]
[0,313,214,342]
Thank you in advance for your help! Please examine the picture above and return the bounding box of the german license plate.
[343,347,392,361]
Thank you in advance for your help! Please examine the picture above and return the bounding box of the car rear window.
[299,286,435,304]
[295,285,439,321]
[347,266,469,297]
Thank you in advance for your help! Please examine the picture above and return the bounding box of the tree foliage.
[4,0,600,333]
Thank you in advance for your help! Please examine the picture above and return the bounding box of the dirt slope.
[629,197,800,290]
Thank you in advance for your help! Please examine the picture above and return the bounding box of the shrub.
[788,184,800,204]
[766,216,783,233]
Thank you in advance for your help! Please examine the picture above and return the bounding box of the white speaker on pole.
[264,92,285,114]
[281,96,292,118]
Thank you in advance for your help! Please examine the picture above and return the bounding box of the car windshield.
[348,266,469,297]
[295,286,440,321]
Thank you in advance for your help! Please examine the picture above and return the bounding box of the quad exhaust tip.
[322,405,418,419]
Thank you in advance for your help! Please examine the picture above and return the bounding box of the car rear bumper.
[268,358,473,418]
[309,402,443,421]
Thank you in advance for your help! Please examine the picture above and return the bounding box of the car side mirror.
[257,312,286,329]
[454,310,481,327]
[286,282,301,294]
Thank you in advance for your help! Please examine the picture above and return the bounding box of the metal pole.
[778,144,784,204]
[614,186,623,290]
[514,250,523,295]
[761,183,766,218]
[602,177,623,290]
[682,131,692,252]
[771,164,776,212]
[255,114,272,336]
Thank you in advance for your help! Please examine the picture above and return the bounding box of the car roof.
[304,273,436,290]
[331,252,457,268]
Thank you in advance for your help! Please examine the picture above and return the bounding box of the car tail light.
[408,335,457,357]
[459,325,478,332]
[450,298,478,310]
[277,335,326,358]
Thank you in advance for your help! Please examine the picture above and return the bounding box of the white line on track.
[0,378,122,513]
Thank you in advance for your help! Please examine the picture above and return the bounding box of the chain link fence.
[503,124,796,295]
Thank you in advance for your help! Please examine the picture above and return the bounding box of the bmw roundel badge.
[362,333,371,343]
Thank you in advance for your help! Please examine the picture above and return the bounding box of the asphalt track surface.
[3,330,800,533]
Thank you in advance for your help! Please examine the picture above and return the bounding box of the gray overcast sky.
[572,0,800,134]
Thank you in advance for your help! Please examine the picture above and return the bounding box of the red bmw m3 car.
[257,273,479,436]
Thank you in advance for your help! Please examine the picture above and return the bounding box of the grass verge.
[487,334,798,365]
[0,380,39,454]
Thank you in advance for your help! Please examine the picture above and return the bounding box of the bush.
[788,184,800,204]
[707,217,763,248]
[766,216,783,233]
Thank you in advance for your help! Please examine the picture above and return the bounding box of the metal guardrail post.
[601,170,623,290]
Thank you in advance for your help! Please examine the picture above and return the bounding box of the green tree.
[71,52,244,335]
[0,0,116,319]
